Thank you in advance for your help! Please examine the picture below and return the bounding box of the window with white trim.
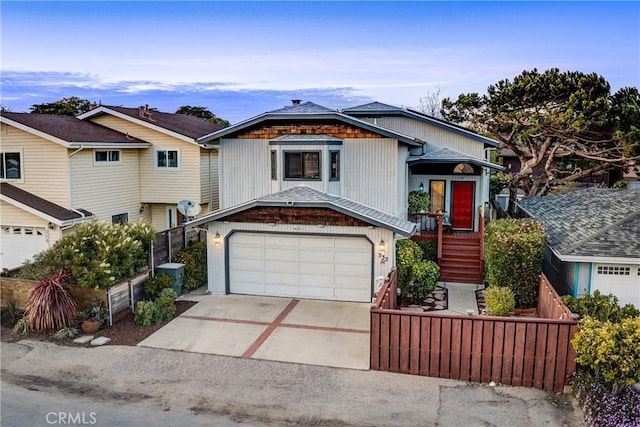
[596,266,630,275]
[155,149,179,169]
[94,150,121,165]
[284,151,320,180]
[1,152,22,180]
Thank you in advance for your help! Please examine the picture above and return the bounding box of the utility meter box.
[156,263,185,297]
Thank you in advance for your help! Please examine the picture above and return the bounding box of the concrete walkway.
[140,295,371,370]
[440,281,484,315]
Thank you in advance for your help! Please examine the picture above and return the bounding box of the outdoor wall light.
[419,182,424,192]
[378,239,388,263]
[378,239,386,251]
[213,232,221,244]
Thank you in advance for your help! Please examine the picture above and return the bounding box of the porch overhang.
[408,147,504,171]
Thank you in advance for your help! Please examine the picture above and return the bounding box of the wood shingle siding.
[220,207,371,226]
[235,123,384,140]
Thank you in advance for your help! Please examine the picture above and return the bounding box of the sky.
[1,1,639,124]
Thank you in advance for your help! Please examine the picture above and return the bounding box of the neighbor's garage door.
[591,264,640,307]
[229,233,372,302]
[1,226,48,270]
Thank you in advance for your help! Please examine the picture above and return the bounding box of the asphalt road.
[1,340,582,427]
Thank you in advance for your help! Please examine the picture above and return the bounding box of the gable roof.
[198,101,424,147]
[517,189,640,262]
[408,146,504,171]
[77,105,222,141]
[342,101,500,148]
[188,185,416,236]
[0,113,149,148]
[0,182,94,226]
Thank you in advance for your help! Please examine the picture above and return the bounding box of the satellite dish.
[177,199,202,220]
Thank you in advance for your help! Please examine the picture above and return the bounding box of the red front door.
[451,182,474,229]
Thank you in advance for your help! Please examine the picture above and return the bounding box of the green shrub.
[12,316,31,335]
[172,241,207,291]
[415,240,437,263]
[25,270,77,331]
[562,290,639,322]
[54,326,80,340]
[411,261,440,303]
[18,222,155,288]
[572,316,640,393]
[144,273,174,299]
[408,191,430,213]
[484,219,546,308]
[484,286,516,316]
[134,300,157,326]
[396,239,423,293]
[489,172,511,201]
[77,299,108,326]
[155,288,177,322]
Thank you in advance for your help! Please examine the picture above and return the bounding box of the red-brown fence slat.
[429,317,442,377]
[470,319,483,383]
[389,314,401,372]
[460,319,473,381]
[380,313,390,371]
[490,321,505,383]
[409,316,421,375]
[522,323,538,388]
[370,312,380,370]
[533,324,548,390]
[400,315,411,373]
[440,318,452,379]
[501,322,516,386]
[544,324,560,391]
[419,317,431,376]
[512,322,527,386]
[481,320,494,383]
[449,318,462,379]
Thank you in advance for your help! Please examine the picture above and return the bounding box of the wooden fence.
[0,271,149,326]
[151,226,203,271]
[370,275,578,392]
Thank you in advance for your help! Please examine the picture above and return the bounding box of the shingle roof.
[1,112,146,144]
[343,102,500,148]
[189,185,416,236]
[268,101,335,114]
[408,146,504,171]
[1,182,93,224]
[91,106,222,139]
[198,101,424,147]
[517,189,640,259]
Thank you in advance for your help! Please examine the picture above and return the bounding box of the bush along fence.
[1,271,149,326]
[370,273,578,392]
[151,226,204,271]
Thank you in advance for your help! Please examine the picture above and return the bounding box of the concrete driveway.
[138,295,371,370]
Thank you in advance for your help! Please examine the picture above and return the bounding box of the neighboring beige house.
[189,101,501,302]
[78,105,222,231]
[0,107,221,270]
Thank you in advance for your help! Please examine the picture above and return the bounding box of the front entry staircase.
[438,233,484,283]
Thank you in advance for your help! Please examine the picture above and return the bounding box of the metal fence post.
[106,287,113,327]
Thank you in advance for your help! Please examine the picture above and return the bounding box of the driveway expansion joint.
[241,299,300,359]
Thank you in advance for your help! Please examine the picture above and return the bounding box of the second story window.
[94,150,120,165]
[156,149,179,169]
[329,150,340,181]
[1,152,22,180]
[284,151,320,180]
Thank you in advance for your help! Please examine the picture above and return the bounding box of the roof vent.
[291,99,302,106]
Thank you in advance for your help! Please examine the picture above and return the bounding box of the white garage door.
[1,226,49,270]
[229,233,372,302]
[591,264,640,307]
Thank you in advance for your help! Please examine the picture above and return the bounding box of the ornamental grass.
[25,269,77,331]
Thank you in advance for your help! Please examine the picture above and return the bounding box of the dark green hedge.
[484,219,546,308]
